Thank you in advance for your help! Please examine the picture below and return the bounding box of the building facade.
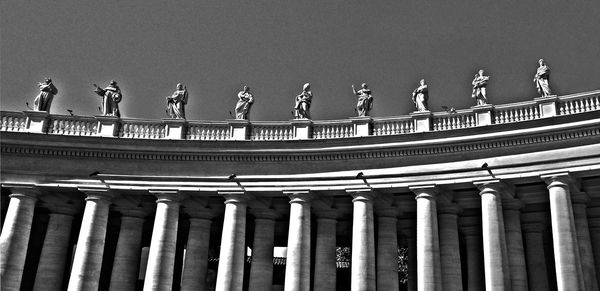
[1,91,600,291]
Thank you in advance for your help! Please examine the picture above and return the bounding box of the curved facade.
[1,90,600,291]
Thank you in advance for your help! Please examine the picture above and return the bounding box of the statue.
[93,80,122,117]
[534,58,553,97]
[294,83,313,119]
[33,78,58,112]
[351,83,373,116]
[471,69,489,106]
[166,83,188,119]
[235,86,254,119]
[412,79,429,112]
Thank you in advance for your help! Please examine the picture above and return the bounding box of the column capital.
[474,179,514,198]
[347,188,377,202]
[437,203,462,215]
[44,202,81,216]
[78,187,115,201]
[502,198,523,211]
[250,208,278,220]
[149,190,181,203]
[540,172,572,189]
[410,185,438,200]
[284,190,314,204]
[3,183,41,200]
[219,191,251,204]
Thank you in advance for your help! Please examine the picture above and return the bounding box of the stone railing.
[2,90,599,140]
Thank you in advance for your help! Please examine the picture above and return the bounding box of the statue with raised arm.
[33,78,58,112]
[534,58,553,97]
[93,80,122,117]
[235,86,254,119]
[166,83,188,119]
[472,69,489,106]
[351,83,373,116]
[412,79,429,112]
[294,83,313,119]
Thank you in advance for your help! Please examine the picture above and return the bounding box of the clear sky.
[1,1,599,121]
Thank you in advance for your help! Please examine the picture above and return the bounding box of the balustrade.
[119,119,165,139]
[372,117,415,135]
[0,112,26,132]
[559,92,600,115]
[48,115,97,136]
[187,121,230,140]
[250,122,294,140]
[313,120,354,139]
[494,101,540,124]
[432,111,476,131]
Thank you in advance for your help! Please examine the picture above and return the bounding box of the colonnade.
[1,173,600,290]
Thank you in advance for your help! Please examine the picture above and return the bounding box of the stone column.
[589,211,600,288]
[181,213,213,291]
[349,189,376,291]
[502,199,528,291]
[571,193,599,291]
[376,208,399,291]
[460,224,484,291]
[541,173,585,290]
[0,186,39,291]
[284,191,313,291]
[521,222,550,291]
[109,209,147,291]
[248,210,277,291]
[411,185,442,291]
[313,210,337,291]
[67,189,113,291]
[475,181,511,291]
[216,192,249,291]
[143,191,181,291]
[437,204,462,291]
[33,204,78,291]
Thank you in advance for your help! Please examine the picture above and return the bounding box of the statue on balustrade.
[33,78,58,112]
[351,83,373,117]
[294,83,313,119]
[412,79,429,112]
[235,86,254,119]
[166,83,188,119]
[93,81,122,117]
[472,69,489,106]
[534,58,553,97]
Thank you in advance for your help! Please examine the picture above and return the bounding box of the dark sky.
[2,1,599,121]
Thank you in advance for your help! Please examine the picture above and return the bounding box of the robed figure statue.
[534,58,553,97]
[235,86,254,119]
[294,83,313,119]
[351,83,373,116]
[166,83,188,119]
[93,80,122,117]
[472,69,490,106]
[412,79,429,112]
[33,78,58,112]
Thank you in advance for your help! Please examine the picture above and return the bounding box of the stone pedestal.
[68,189,113,291]
[216,192,249,291]
[163,118,187,140]
[410,185,442,291]
[284,191,313,291]
[248,210,277,291]
[228,119,250,140]
[472,104,495,126]
[541,173,584,290]
[410,111,432,132]
[24,110,50,133]
[350,117,372,137]
[291,120,313,139]
[534,95,559,117]
[95,115,120,137]
[0,186,39,291]
[313,211,337,291]
[143,191,181,291]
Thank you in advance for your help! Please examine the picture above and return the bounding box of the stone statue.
[235,86,254,119]
[166,83,188,119]
[472,69,489,106]
[351,83,373,117]
[534,58,553,97]
[294,83,313,119]
[412,79,429,112]
[33,78,58,112]
[93,80,122,117]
